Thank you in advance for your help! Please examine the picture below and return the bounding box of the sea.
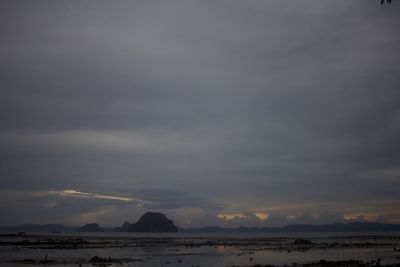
[1,231,399,267]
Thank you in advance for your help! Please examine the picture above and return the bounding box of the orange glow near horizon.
[217,212,247,221]
[254,212,269,220]
[343,212,379,221]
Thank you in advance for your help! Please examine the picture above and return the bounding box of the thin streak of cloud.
[48,189,150,204]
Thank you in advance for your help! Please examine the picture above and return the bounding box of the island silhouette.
[117,212,178,233]
[1,212,400,233]
[76,223,102,233]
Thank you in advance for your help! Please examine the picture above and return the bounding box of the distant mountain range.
[180,222,400,233]
[0,212,178,233]
[0,224,77,233]
[1,217,400,233]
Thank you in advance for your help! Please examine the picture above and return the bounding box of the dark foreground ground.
[1,233,400,267]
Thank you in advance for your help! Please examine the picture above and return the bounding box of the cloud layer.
[0,0,399,227]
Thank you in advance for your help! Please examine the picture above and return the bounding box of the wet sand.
[1,233,400,267]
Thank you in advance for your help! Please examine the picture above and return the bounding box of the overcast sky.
[0,0,399,227]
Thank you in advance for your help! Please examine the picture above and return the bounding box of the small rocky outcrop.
[76,223,102,232]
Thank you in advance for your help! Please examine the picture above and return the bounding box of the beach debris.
[39,255,55,264]
[12,259,36,263]
[293,239,312,245]
[89,256,138,265]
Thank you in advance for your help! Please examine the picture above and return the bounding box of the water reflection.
[0,232,399,267]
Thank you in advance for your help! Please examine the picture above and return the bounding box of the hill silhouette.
[118,212,178,232]
[2,218,400,234]
[181,222,400,233]
[0,224,76,233]
[76,223,102,232]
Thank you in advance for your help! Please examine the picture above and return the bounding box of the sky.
[0,0,400,228]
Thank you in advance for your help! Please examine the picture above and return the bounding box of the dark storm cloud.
[1,0,400,226]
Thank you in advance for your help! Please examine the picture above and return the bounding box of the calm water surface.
[1,232,399,267]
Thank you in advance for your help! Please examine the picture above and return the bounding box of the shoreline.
[1,234,400,266]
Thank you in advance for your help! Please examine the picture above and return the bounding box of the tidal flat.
[1,233,400,267]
